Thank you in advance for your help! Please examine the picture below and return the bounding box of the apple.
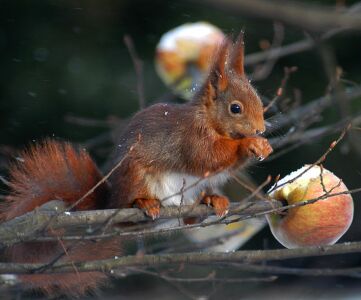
[155,22,224,100]
[266,165,354,249]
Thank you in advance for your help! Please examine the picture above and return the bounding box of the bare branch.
[124,35,146,109]
[266,86,361,136]
[251,21,285,81]
[263,66,298,113]
[231,263,361,279]
[203,0,361,32]
[64,114,114,128]
[268,124,350,193]
[1,241,361,275]
[1,184,361,246]
[0,201,280,247]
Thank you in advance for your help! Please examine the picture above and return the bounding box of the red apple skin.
[267,171,353,249]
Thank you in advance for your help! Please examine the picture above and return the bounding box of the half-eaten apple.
[266,165,354,249]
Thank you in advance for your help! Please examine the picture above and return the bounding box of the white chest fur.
[146,171,230,206]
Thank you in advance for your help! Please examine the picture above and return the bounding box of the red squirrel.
[108,35,272,218]
[1,34,272,297]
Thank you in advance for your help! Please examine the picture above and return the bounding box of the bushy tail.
[1,140,121,297]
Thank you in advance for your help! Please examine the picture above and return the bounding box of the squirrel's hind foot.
[201,194,229,217]
[134,198,161,220]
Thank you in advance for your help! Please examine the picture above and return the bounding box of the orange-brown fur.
[108,35,272,216]
[1,140,121,297]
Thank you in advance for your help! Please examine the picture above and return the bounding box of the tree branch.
[1,241,361,275]
[203,0,361,32]
[1,184,361,246]
[231,263,361,278]
[0,201,280,248]
[266,86,361,135]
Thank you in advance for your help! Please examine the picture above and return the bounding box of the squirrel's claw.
[202,195,230,217]
[134,198,161,220]
[247,137,273,161]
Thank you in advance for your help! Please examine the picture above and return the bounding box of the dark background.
[1,0,361,299]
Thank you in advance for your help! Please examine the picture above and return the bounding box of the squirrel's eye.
[230,102,243,114]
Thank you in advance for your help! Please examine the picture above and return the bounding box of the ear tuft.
[230,30,245,76]
[209,38,231,92]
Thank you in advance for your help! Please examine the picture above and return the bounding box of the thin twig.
[264,66,298,113]
[68,138,140,212]
[64,114,114,128]
[266,86,361,136]
[229,172,268,201]
[124,35,145,109]
[251,21,285,81]
[268,124,350,193]
[233,175,271,205]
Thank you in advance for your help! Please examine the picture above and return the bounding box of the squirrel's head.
[198,32,265,138]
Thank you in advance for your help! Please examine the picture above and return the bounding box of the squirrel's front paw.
[247,137,273,161]
[134,198,161,220]
[202,194,229,217]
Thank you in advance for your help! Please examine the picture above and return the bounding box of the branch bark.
[230,263,361,278]
[0,201,280,248]
[266,86,361,135]
[0,241,361,275]
[244,2,361,66]
[203,0,361,32]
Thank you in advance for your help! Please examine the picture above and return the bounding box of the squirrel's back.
[1,140,121,297]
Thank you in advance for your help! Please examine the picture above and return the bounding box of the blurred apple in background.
[155,22,224,100]
[266,165,354,249]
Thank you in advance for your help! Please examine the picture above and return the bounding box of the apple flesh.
[266,165,353,249]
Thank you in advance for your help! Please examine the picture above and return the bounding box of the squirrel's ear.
[208,38,230,92]
[230,31,245,76]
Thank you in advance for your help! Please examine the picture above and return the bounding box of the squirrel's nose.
[255,123,266,135]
